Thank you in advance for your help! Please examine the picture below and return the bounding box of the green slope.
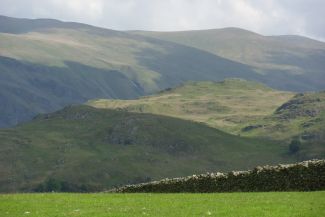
[0,57,145,127]
[0,105,295,192]
[0,15,260,127]
[244,91,325,137]
[88,79,325,157]
[1,16,325,128]
[132,28,325,91]
[88,79,295,134]
[242,92,325,157]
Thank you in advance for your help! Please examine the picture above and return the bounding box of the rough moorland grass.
[1,192,324,217]
[0,105,291,193]
[89,80,325,150]
[88,79,294,134]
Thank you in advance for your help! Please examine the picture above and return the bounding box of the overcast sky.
[1,0,324,41]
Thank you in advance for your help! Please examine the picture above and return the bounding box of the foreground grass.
[1,192,324,217]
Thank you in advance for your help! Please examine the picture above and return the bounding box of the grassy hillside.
[0,56,145,127]
[244,91,325,137]
[0,105,296,192]
[0,16,260,127]
[88,79,294,134]
[1,192,324,217]
[133,28,325,91]
[88,80,325,157]
[1,15,325,127]
[242,92,325,158]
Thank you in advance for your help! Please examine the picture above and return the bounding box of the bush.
[289,139,301,154]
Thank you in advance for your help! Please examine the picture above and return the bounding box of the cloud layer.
[1,0,324,41]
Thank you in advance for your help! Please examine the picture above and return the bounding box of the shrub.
[289,139,301,154]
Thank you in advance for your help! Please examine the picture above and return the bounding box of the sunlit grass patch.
[1,191,324,217]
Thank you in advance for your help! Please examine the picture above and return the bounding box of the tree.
[45,178,62,192]
[289,139,301,154]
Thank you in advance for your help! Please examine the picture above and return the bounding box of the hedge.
[111,160,325,193]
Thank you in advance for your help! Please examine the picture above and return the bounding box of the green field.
[1,192,324,217]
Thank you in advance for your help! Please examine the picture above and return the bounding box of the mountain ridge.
[3,14,323,42]
[1,15,325,127]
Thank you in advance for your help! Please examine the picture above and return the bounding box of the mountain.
[1,16,325,127]
[88,80,325,159]
[132,28,325,91]
[0,56,144,127]
[0,105,294,192]
[1,80,324,192]
[0,15,257,127]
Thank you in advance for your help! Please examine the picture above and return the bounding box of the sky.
[1,0,324,41]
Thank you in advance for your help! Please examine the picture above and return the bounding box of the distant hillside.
[133,28,325,91]
[243,91,325,155]
[0,56,144,127]
[0,105,295,192]
[88,79,325,155]
[1,15,325,127]
[88,79,294,134]
[0,16,258,127]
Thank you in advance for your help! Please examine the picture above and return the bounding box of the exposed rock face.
[275,93,324,119]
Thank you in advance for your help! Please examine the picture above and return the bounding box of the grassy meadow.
[1,192,324,217]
